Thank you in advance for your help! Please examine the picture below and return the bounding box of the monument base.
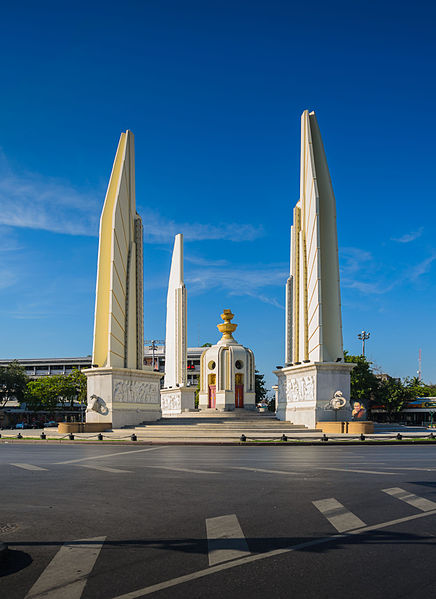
[83,367,163,428]
[160,387,196,415]
[274,362,354,429]
[198,390,256,411]
[316,421,374,434]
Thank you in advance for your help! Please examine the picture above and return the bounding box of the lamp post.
[357,331,370,357]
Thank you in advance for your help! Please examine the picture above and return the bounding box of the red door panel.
[208,385,216,408]
[235,384,244,408]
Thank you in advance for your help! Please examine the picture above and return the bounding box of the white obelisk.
[161,234,195,414]
[276,110,354,428]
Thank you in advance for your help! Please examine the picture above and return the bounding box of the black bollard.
[360,433,365,441]
[240,434,246,442]
[281,434,288,442]
[131,433,137,441]
[40,432,46,440]
[68,433,74,440]
[97,433,103,441]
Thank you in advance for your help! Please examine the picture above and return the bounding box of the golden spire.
[217,309,237,341]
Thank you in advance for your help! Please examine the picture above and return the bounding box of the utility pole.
[145,339,165,370]
[417,348,422,382]
[357,331,370,357]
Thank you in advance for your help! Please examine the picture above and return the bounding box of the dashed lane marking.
[76,464,132,473]
[10,463,48,471]
[312,497,366,532]
[55,446,166,464]
[24,536,105,599]
[206,514,250,566]
[232,466,301,475]
[316,467,397,475]
[142,465,219,474]
[383,487,436,511]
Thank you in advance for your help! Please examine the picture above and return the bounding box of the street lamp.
[357,331,370,356]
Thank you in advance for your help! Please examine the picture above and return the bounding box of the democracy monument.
[78,109,363,431]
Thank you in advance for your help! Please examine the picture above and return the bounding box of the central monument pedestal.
[160,387,196,415]
[274,362,354,429]
[84,367,163,429]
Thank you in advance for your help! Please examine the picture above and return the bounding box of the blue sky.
[1,0,435,389]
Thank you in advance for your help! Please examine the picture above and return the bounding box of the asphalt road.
[1,444,436,598]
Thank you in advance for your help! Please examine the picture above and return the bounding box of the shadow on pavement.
[0,549,32,577]
[6,529,436,558]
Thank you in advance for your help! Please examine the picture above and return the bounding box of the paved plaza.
[1,444,436,598]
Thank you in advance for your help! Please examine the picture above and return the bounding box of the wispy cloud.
[0,166,100,237]
[409,253,436,280]
[342,279,396,295]
[392,227,424,243]
[186,262,287,308]
[340,247,396,295]
[0,155,263,243]
[141,209,264,244]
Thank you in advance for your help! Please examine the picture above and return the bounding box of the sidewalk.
[2,422,436,445]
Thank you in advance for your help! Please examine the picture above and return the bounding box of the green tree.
[25,370,88,412]
[68,369,87,407]
[377,377,414,421]
[194,377,200,409]
[255,370,268,404]
[0,361,29,408]
[26,377,59,412]
[201,343,212,347]
[403,376,436,399]
[344,352,379,414]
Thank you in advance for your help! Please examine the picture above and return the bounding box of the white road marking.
[233,466,300,475]
[383,487,436,511]
[24,536,105,599]
[206,514,250,566]
[11,463,48,471]
[312,498,366,532]
[383,467,436,471]
[55,446,166,464]
[317,467,397,475]
[112,508,436,599]
[143,465,219,474]
[76,464,132,473]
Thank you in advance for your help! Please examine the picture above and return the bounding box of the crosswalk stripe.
[382,487,436,511]
[313,498,366,532]
[76,464,132,473]
[206,514,250,565]
[11,463,48,471]
[25,536,105,599]
[143,465,219,474]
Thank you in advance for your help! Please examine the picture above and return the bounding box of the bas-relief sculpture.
[84,130,162,428]
[276,110,354,428]
[113,380,160,404]
[282,375,315,403]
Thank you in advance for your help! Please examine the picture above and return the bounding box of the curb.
[0,542,8,564]
[2,439,436,446]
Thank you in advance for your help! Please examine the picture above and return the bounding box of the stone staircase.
[123,409,319,442]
